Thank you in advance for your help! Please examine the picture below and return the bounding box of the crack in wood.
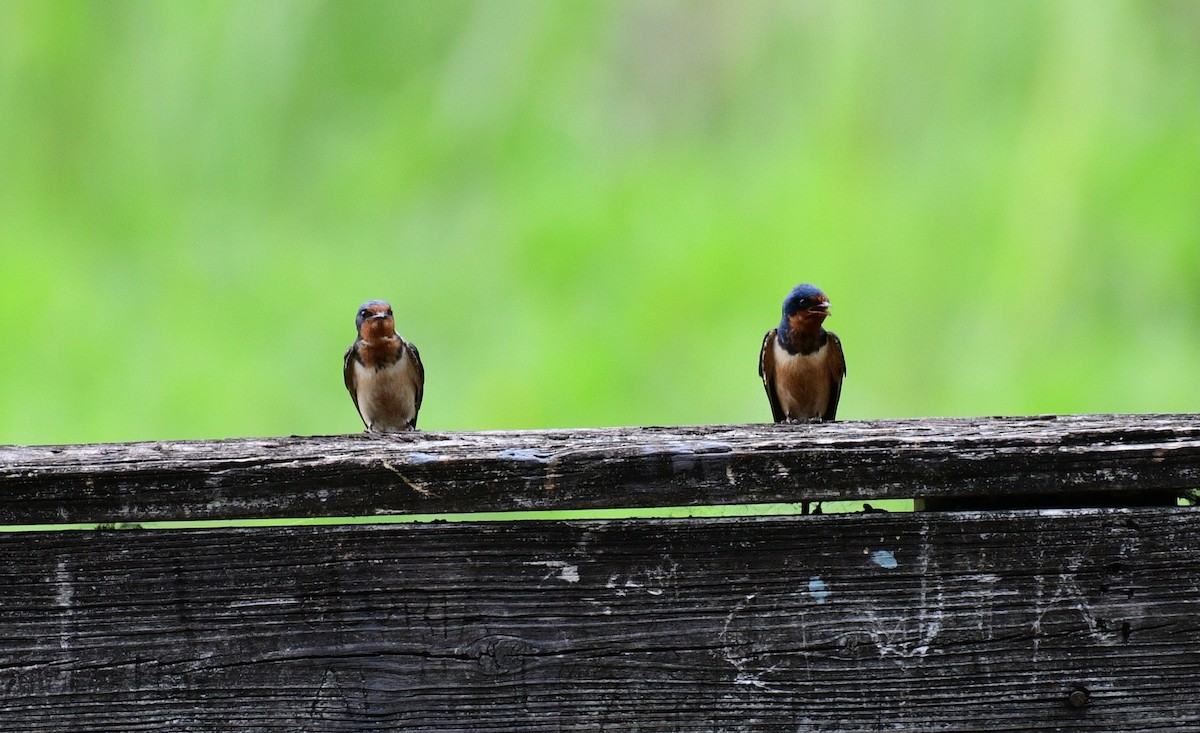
[380,460,436,498]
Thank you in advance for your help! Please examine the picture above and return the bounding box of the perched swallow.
[758,283,846,422]
[343,300,424,432]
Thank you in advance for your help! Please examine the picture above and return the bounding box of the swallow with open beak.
[343,300,424,432]
[758,284,846,422]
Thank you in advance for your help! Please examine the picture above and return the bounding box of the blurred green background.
[1,0,1196,446]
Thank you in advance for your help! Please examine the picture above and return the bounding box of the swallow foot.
[784,417,825,425]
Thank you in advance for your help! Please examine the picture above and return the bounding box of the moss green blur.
[1,1,1196,445]
[0,500,900,533]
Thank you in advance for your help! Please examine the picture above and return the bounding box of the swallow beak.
[371,312,390,320]
[809,302,831,316]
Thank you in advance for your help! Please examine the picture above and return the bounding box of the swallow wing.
[822,331,847,421]
[758,329,786,423]
[343,343,367,428]
[405,340,425,429]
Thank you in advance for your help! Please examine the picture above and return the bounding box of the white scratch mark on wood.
[968,574,1002,584]
[54,559,73,611]
[54,559,74,652]
[605,561,679,597]
[228,599,301,608]
[525,560,579,583]
[718,593,785,693]
[498,448,553,463]
[382,461,434,497]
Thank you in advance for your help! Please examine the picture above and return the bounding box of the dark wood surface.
[0,414,1197,524]
[1,507,1195,731]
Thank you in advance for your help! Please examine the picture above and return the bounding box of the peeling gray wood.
[0,508,1195,731]
[0,414,1197,523]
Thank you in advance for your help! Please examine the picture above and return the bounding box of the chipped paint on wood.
[871,549,899,568]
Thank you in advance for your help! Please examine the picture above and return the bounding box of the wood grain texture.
[0,508,1195,731]
[0,414,1197,523]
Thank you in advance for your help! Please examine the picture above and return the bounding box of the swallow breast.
[772,338,834,420]
[352,348,420,430]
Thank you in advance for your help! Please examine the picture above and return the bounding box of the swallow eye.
[359,310,369,319]
[386,309,393,316]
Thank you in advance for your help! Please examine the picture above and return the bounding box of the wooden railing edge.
[0,413,1196,524]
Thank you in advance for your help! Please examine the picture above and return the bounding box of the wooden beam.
[1,507,1195,731]
[0,414,1196,523]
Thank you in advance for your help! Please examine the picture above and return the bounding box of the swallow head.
[781,283,832,333]
[355,299,395,340]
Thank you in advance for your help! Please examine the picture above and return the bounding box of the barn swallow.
[758,284,846,422]
[343,300,424,432]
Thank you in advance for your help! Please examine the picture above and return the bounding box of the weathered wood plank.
[0,414,1196,523]
[0,508,1194,731]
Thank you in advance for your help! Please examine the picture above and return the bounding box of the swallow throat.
[779,323,827,356]
[360,318,396,343]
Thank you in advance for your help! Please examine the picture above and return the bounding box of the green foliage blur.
[1,0,1196,445]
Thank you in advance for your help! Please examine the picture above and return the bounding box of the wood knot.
[465,634,538,675]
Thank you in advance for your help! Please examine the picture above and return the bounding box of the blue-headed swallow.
[758,284,846,422]
[343,300,425,432]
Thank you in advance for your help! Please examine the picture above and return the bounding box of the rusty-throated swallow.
[343,300,424,432]
[758,283,846,422]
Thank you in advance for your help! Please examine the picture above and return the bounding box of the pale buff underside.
[772,338,834,419]
[352,349,420,431]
